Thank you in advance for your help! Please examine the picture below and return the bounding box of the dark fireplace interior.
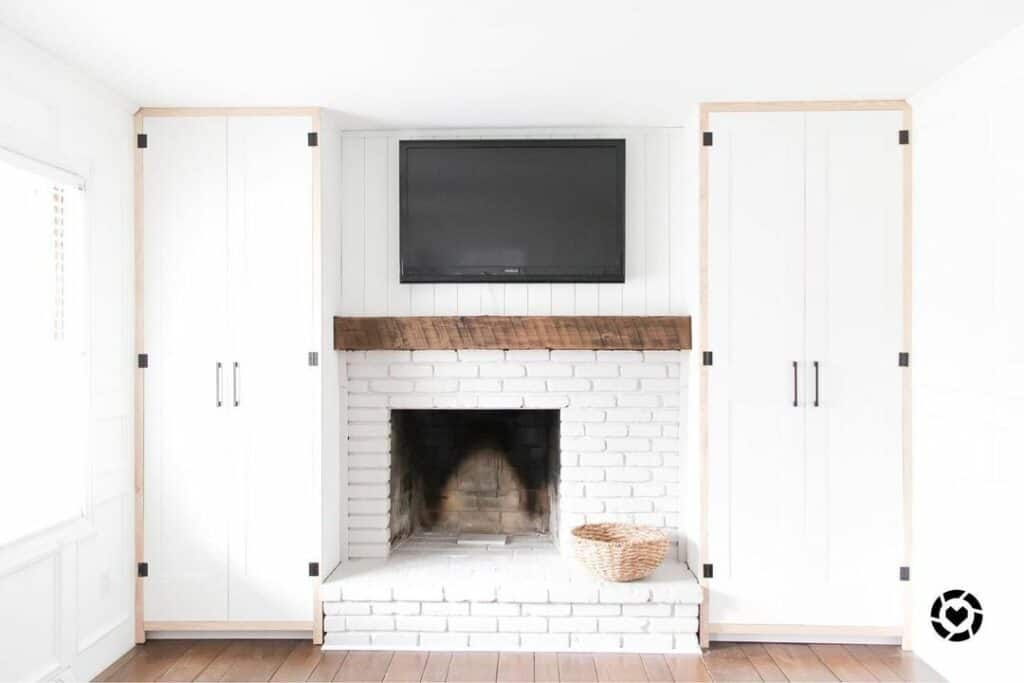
[389,409,560,546]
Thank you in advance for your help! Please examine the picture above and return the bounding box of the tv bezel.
[399,138,626,284]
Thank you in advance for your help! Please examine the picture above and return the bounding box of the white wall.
[338,128,688,316]
[0,23,135,682]
[911,24,1024,680]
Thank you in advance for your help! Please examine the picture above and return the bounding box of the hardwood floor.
[94,641,944,682]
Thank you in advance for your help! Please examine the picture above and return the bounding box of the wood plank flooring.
[95,641,944,682]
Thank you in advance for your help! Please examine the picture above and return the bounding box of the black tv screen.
[400,139,625,283]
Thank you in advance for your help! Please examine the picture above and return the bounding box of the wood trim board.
[696,100,912,650]
[709,623,903,637]
[334,315,692,351]
[143,621,313,631]
[133,110,146,645]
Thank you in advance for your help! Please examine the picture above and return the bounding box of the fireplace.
[389,409,560,547]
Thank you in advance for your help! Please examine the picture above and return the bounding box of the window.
[0,149,87,547]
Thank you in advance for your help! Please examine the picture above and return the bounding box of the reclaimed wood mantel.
[333,316,691,351]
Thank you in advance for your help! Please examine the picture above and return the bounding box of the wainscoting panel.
[339,128,687,317]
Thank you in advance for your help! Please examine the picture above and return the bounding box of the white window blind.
[0,150,87,547]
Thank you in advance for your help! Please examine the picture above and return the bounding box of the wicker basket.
[571,523,669,582]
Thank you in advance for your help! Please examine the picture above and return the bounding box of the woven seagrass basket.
[571,523,669,582]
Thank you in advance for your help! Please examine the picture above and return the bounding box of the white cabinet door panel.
[143,116,230,621]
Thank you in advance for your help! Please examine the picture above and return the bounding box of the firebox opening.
[389,409,560,547]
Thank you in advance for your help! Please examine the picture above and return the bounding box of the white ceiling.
[3,0,1023,128]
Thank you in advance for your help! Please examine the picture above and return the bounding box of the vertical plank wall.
[339,128,687,317]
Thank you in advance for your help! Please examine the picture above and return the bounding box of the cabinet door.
[802,110,903,627]
[143,116,231,621]
[226,116,315,621]
[706,112,808,624]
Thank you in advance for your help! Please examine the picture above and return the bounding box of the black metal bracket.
[702,131,713,147]
[899,129,910,145]
[308,351,319,367]
[138,353,149,369]
[900,566,910,581]
[137,562,148,578]
[702,351,713,367]
[898,352,910,367]
[702,563,714,579]
[307,132,319,147]
[308,562,319,577]
[137,133,148,149]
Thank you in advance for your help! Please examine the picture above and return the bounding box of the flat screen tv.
[400,139,625,283]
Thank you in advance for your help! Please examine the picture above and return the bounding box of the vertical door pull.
[216,362,223,407]
[813,361,820,407]
[232,362,240,407]
[792,361,798,407]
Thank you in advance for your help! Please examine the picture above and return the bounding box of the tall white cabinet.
[137,110,339,639]
[705,109,906,635]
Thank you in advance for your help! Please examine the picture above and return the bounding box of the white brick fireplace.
[322,347,701,653]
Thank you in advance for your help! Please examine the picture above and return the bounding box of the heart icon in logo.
[931,590,983,642]
[945,606,969,627]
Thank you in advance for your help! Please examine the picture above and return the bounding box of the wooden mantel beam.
[333,316,692,351]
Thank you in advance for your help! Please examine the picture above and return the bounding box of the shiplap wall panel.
[339,127,687,316]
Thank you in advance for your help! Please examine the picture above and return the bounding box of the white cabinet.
[706,110,904,631]
[141,113,319,629]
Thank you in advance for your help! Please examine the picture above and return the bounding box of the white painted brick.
[652,409,679,422]
[479,364,526,377]
[561,437,605,452]
[575,364,620,378]
[662,393,681,407]
[593,378,639,392]
[642,379,679,392]
[349,527,390,543]
[606,438,651,451]
[506,350,550,361]
[395,615,447,632]
[365,350,412,363]
[346,615,395,631]
[470,633,520,649]
[621,364,668,378]
[412,350,457,362]
[562,408,605,422]
[560,423,585,437]
[623,634,674,652]
[559,453,579,466]
[595,350,641,363]
[578,453,624,467]
[568,393,617,407]
[523,394,569,408]
[445,584,497,602]
[323,616,346,630]
[348,408,389,422]
[550,617,597,633]
[349,544,389,558]
[478,393,525,408]
[324,602,371,616]
[605,408,653,422]
[675,604,700,617]
[559,483,585,497]
[599,617,647,632]
[570,634,620,650]
[651,581,702,604]
[497,584,548,603]
[371,632,419,648]
[499,616,548,633]
[459,379,501,392]
[414,379,459,393]
[348,484,389,498]
[349,364,389,378]
[420,633,468,649]
[599,584,652,604]
[653,496,679,511]
[389,364,433,378]
[422,602,470,616]
[633,483,666,497]
[643,351,682,362]
[632,513,665,527]
[342,582,392,601]
[526,363,574,377]
[348,393,388,407]
[390,394,435,408]
[551,350,595,362]
[606,468,651,483]
[584,423,628,437]
[625,454,662,467]
[571,604,620,616]
[561,467,605,482]
[547,379,591,392]
[324,632,371,648]
[604,498,654,513]
[522,603,571,616]
[618,394,660,408]
[667,365,681,378]
[472,603,520,616]
[348,514,389,530]
[661,456,681,468]
[520,634,569,651]
[347,379,369,392]
[648,617,699,633]
[448,616,497,632]
[349,469,389,484]
[371,601,420,615]
[348,454,389,469]
[585,482,631,497]
[394,583,444,601]
[623,604,672,617]
[348,499,389,515]
[348,423,390,438]
[348,438,390,453]
[434,394,480,408]
[457,350,505,361]
[502,378,547,392]
[552,584,600,603]
[435,364,479,378]
[562,498,605,513]
[653,438,681,451]
[344,351,367,361]
[662,425,679,437]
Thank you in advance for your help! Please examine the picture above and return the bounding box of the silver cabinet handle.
[792,361,798,407]
[232,362,240,407]
[216,362,223,407]
[813,361,820,407]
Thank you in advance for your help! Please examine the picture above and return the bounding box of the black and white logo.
[931,589,983,642]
